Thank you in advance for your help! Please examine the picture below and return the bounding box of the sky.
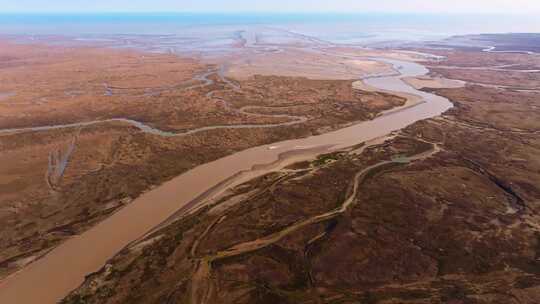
[2,0,540,14]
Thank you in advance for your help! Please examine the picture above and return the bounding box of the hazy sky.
[2,0,540,14]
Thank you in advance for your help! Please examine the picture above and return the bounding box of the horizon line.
[0,11,539,16]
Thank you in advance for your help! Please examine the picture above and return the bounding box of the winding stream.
[0,57,454,304]
[191,141,442,304]
[0,68,307,136]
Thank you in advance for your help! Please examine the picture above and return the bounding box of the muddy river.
[0,57,453,303]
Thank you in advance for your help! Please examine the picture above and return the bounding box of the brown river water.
[0,57,454,303]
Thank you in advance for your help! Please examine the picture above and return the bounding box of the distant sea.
[1,13,539,46]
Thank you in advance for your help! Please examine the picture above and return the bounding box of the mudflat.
[0,40,407,286]
[0,37,456,303]
[59,47,540,304]
[1,32,539,304]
